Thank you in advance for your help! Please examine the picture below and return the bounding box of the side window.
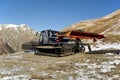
[51,32,59,37]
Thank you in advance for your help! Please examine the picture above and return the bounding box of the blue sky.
[0,0,120,31]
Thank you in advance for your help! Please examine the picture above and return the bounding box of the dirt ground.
[0,52,120,80]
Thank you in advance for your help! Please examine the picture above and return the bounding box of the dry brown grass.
[0,53,120,79]
[61,10,120,43]
[103,35,120,43]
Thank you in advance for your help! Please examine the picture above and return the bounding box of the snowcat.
[22,29,105,56]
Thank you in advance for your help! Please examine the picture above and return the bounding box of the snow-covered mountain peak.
[0,24,35,53]
[19,24,31,30]
[0,24,31,31]
[1,24,18,28]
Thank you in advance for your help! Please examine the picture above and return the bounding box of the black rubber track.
[34,52,76,57]
[86,49,120,54]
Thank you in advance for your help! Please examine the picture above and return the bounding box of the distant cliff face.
[0,24,36,54]
[62,9,120,43]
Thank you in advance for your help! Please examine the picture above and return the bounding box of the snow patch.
[105,53,114,55]
[0,27,2,30]
[56,61,66,64]
[92,43,120,50]
[10,66,23,72]
[39,71,49,77]
[110,31,120,35]
[101,21,120,35]
[109,60,120,65]
[0,24,31,31]
[20,24,30,31]
[74,60,118,79]
[3,24,18,28]
[0,68,11,75]
[0,75,31,80]
[75,61,116,73]
[56,70,67,74]
[5,55,23,60]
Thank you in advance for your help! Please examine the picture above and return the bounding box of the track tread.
[86,50,120,54]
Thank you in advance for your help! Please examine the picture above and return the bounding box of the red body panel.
[58,30,105,41]
[69,31,105,39]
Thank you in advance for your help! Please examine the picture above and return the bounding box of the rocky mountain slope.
[0,24,35,54]
[62,9,120,43]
